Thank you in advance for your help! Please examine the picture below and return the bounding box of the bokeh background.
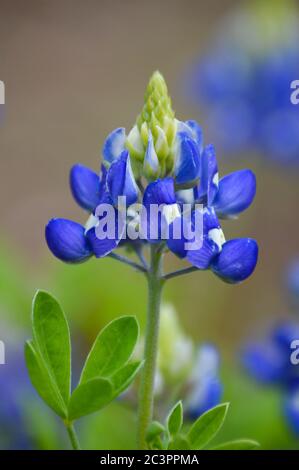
[0,0,298,449]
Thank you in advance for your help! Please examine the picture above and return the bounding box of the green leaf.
[68,377,113,420]
[212,439,260,450]
[168,435,191,450]
[187,403,229,450]
[80,316,139,383]
[32,290,71,405]
[146,421,165,443]
[24,340,67,418]
[110,361,143,396]
[167,401,183,438]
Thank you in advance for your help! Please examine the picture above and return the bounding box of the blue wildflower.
[243,321,299,435]
[185,343,223,420]
[284,390,299,435]
[186,0,299,165]
[0,329,33,449]
[46,71,258,284]
[243,322,299,388]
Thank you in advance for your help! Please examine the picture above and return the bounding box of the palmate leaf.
[187,403,229,450]
[32,290,71,406]
[211,439,260,450]
[25,292,142,423]
[80,316,139,383]
[24,340,67,419]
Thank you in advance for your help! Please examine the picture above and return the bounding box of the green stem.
[65,422,81,450]
[164,266,198,281]
[137,245,164,449]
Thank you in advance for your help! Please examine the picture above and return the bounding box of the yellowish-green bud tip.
[129,71,177,170]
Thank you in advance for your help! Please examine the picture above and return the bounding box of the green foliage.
[80,316,139,383]
[25,290,142,433]
[32,291,71,405]
[211,439,260,450]
[68,378,113,420]
[25,340,68,419]
[187,403,229,450]
[167,401,183,438]
[146,401,259,451]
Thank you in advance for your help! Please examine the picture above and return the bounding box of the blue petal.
[284,391,299,436]
[186,377,223,420]
[186,344,223,420]
[196,144,218,205]
[143,178,176,207]
[174,132,201,186]
[106,150,139,206]
[102,127,126,163]
[242,342,286,384]
[213,169,256,218]
[70,164,102,212]
[187,239,219,269]
[185,120,203,151]
[167,213,194,258]
[144,130,159,175]
[185,208,221,268]
[86,206,126,258]
[273,322,299,353]
[45,218,92,263]
[211,238,258,283]
[141,178,177,244]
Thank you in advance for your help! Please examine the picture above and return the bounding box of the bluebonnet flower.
[185,343,223,420]
[0,328,33,449]
[46,71,258,283]
[285,390,299,435]
[186,0,299,165]
[243,321,299,435]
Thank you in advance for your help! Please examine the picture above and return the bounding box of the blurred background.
[0,0,299,449]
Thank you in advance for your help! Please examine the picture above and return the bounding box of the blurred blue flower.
[243,322,299,389]
[284,390,299,435]
[186,0,299,165]
[243,321,299,434]
[185,343,223,420]
[0,333,33,449]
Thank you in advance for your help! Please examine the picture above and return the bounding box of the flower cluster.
[243,322,299,435]
[186,0,299,165]
[46,71,258,283]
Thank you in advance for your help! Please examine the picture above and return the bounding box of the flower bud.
[127,71,177,177]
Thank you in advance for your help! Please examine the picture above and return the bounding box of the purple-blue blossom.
[242,322,299,435]
[46,72,258,284]
[185,343,223,420]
